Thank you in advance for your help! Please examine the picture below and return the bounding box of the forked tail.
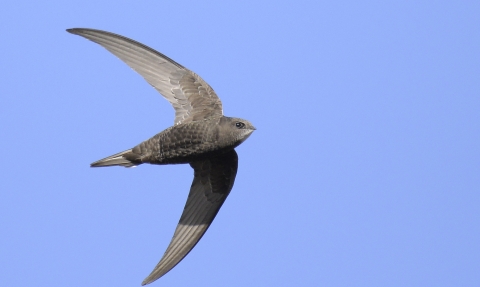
[91,149,141,167]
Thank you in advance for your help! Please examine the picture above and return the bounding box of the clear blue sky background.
[1,1,479,286]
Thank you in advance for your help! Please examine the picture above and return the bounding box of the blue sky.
[1,1,479,286]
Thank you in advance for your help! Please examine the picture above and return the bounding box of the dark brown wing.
[67,28,223,125]
[142,150,238,285]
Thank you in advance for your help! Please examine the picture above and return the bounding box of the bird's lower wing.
[142,150,238,285]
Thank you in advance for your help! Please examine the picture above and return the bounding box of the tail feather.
[91,149,140,167]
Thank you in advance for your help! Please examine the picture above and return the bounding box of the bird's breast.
[152,122,231,164]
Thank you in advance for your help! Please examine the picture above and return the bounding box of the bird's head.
[219,117,256,147]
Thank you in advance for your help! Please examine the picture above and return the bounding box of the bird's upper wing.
[67,28,223,125]
[141,150,238,285]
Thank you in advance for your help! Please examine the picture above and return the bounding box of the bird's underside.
[91,118,231,168]
[67,28,254,285]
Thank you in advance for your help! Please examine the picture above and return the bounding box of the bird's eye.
[235,122,245,129]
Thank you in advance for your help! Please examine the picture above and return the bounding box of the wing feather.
[67,28,223,125]
[141,150,238,285]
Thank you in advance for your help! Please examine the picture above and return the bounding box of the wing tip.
[141,265,171,285]
[66,28,81,34]
[141,272,162,286]
[66,28,98,36]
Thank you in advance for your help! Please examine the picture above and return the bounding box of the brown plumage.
[67,28,255,285]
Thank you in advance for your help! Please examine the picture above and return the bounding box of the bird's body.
[92,116,254,167]
[67,28,255,285]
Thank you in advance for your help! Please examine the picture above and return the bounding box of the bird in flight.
[67,28,255,285]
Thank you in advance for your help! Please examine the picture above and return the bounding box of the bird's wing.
[142,149,238,285]
[67,28,223,125]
